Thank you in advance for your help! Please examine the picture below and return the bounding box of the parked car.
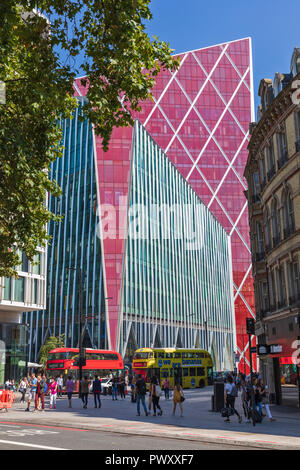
[100,378,113,395]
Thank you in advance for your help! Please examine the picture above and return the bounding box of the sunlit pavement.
[1,387,300,450]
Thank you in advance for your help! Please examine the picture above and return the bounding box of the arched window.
[271,198,281,247]
[282,189,295,237]
[264,208,271,251]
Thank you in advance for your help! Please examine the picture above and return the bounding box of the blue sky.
[145,0,300,113]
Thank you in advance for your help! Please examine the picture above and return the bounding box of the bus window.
[158,352,165,358]
[196,353,204,358]
[182,368,189,377]
[154,352,157,358]
[133,352,150,359]
[165,353,172,358]
[188,353,195,358]
[169,369,174,377]
[189,367,196,376]
[197,367,205,376]
[182,353,188,359]
[161,369,169,378]
[174,352,181,358]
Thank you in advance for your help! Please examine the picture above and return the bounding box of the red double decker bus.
[46,348,124,391]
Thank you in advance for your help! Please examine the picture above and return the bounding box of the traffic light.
[246,318,255,335]
[73,348,86,367]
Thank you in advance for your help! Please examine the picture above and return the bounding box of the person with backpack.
[135,375,149,416]
[224,375,242,423]
[150,377,163,416]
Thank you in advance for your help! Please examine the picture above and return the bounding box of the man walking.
[25,373,37,412]
[80,376,90,409]
[92,375,102,408]
[135,375,148,417]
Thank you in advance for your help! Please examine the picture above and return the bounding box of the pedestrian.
[49,377,58,409]
[25,372,37,412]
[57,374,64,398]
[253,377,263,416]
[112,377,118,401]
[34,373,46,412]
[10,379,16,392]
[92,375,102,408]
[66,375,74,408]
[240,373,251,423]
[162,377,170,400]
[18,377,27,403]
[135,374,149,416]
[172,380,184,417]
[80,376,89,408]
[4,378,11,390]
[224,375,242,423]
[118,375,126,399]
[258,379,276,422]
[131,375,136,403]
[150,377,163,416]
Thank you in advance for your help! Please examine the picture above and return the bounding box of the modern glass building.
[27,38,255,372]
[121,121,235,368]
[73,37,255,372]
[0,248,46,384]
[26,108,235,370]
[25,100,106,360]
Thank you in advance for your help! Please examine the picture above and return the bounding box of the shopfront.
[0,323,28,387]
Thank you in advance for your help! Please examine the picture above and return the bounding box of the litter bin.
[212,382,224,411]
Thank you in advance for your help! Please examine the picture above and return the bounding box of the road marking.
[0,439,68,450]
[0,422,88,432]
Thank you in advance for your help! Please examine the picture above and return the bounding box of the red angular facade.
[74,37,256,372]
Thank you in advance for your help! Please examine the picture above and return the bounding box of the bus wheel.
[199,379,205,388]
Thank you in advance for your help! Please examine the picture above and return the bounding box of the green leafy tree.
[0,0,179,276]
[39,334,66,368]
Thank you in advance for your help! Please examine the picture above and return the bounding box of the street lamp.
[67,266,84,393]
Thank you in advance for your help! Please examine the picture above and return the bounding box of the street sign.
[250,347,257,354]
[257,344,268,355]
[269,344,283,354]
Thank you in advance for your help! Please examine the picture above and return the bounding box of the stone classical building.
[245,48,300,405]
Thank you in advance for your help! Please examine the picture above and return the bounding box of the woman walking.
[66,376,74,408]
[224,375,242,423]
[172,380,184,417]
[49,377,58,409]
[150,377,162,416]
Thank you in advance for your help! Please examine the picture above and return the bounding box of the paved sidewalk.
[2,388,300,450]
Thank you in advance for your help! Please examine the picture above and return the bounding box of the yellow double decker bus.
[132,348,213,389]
